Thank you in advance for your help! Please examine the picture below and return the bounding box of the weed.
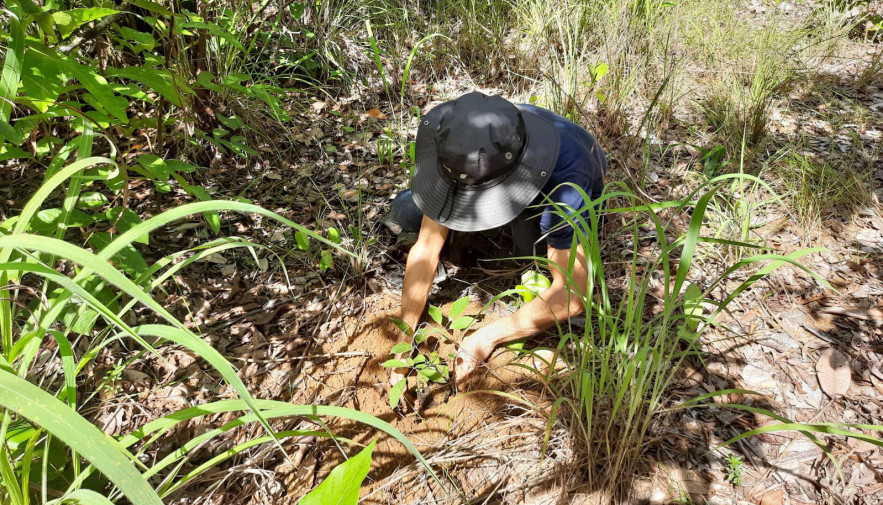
[725,451,744,487]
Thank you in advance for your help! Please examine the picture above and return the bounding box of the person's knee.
[390,189,424,233]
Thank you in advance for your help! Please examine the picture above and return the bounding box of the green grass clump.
[520,176,881,500]
[775,151,873,228]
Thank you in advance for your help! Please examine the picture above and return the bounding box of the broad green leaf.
[518,269,551,303]
[0,13,24,123]
[449,296,469,320]
[0,144,33,161]
[29,208,93,234]
[181,22,245,51]
[298,440,375,505]
[216,113,243,130]
[53,8,119,39]
[295,230,310,250]
[389,380,406,409]
[26,43,128,121]
[127,0,173,16]
[0,371,163,505]
[389,343,411,354]
[389,317,410,335]
[0,119,23,145]
[414,328,427,344]
[327,226,341,244]
[195,70,220,91]
[514,284,534,303]
[114,26,156,54]
[137,154,197,181]
[104,207,147,244]
[591,62,609,81]
[381,359,408,368]
[221,72,251,86]
[418,367,444,382]
[90,232,149,278]
[449,316,475,330]
[78,191,108,208]
[319,250,333,272]
[428,305,443,325]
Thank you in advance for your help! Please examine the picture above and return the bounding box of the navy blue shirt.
[518,104,606,249]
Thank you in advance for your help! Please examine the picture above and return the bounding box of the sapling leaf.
[389,380,406,409]
[449,297,469,320]
[428,305,443,325]
[418,368,443,382]
[449,316,475,330]
[390,343,411,354]
[518,269,551,303]
[411,354,426,364]
[382,359,408,368]
[414,328,427,344]
[389,318,410,335]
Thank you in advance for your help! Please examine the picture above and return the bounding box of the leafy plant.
[384,296,476,408]
[725,451,743,487]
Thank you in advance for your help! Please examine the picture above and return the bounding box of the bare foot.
[454,335,496,387]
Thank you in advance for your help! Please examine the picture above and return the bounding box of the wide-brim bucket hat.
[412,92,560,232]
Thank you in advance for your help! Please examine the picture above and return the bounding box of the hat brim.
[412,104,559,232]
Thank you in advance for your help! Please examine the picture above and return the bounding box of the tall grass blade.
[0,371,163,505]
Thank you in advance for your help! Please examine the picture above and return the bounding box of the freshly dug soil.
[279,294,578,504]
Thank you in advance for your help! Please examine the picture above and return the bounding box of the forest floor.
[137,54,881,504]
[7,9,883,505]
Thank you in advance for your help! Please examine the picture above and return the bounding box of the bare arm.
[454,246,589,382]
[400,216,449,334]
[485,246,588,345]
[390,215,448,386]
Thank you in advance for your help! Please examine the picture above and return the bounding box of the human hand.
[454,330,497,387]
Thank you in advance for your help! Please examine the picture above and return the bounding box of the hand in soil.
[454,334,496,387]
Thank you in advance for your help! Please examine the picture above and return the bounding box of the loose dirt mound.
[279,294,580,504]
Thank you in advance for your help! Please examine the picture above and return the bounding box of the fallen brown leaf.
[816,348,852,398]
[760,487,784,505]
[366,108,388,119]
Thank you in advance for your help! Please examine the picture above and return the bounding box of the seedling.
[725,451,743,487]
[384,296,476,408]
